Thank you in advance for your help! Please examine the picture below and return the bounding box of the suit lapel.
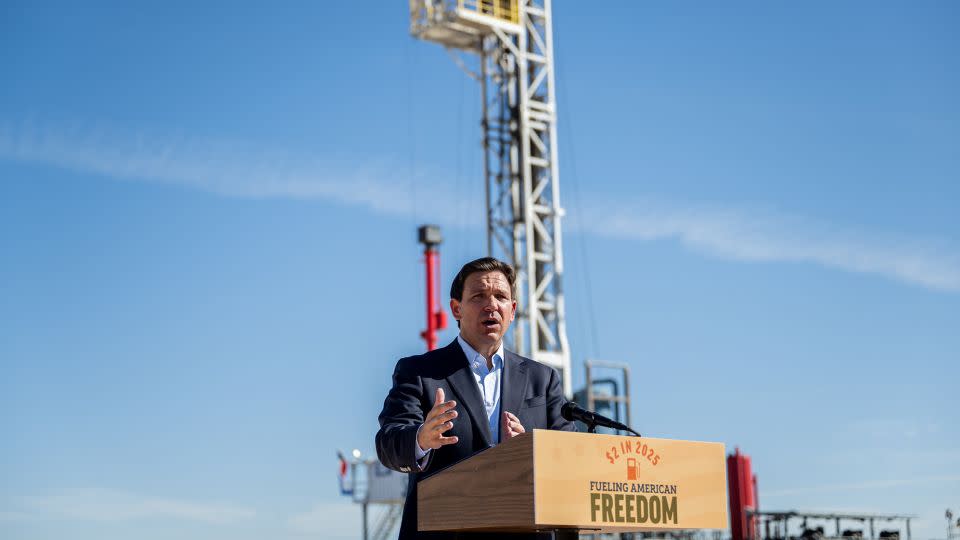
[442,340,493,447]
[500,351,528,421]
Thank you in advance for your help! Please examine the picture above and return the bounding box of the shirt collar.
[457,334,504,371]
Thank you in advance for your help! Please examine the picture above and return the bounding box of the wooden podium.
[419,430,728,535]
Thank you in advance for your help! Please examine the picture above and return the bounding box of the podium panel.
[533,430,727,532]
[418,430,727,534]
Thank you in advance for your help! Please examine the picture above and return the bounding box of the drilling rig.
[410,0,572,397]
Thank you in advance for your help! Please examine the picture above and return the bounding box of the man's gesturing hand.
[502,411,525,439]
[417,388,460,451]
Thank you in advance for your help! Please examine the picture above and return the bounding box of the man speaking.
[376,257,576,539]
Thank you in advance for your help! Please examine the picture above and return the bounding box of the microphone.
[561,401,641,437]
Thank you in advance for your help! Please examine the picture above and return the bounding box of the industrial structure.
[410,0,573,397]
[728,449,915,540]
[338,449,407,540]
[572,360,632,436]
[744,510,915,540]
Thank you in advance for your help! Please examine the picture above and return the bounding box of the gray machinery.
[573,361,633,435]
[410,0,572,396]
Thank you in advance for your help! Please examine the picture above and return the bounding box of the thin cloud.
[2,122,957,292]
[585,200,960,292]
[762,474,960,497]
[0,122,466,225]
[9,488,256,524]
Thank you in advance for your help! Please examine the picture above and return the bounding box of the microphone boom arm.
[562,402,641,437]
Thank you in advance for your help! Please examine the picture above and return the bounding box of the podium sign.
[533,430,727,532]
[418,429,727,534]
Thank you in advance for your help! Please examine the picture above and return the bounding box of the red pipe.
[420,247,447,351]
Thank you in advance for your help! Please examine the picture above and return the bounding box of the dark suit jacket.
[375,339,576,540]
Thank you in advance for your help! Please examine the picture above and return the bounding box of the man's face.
[450,270,517,353]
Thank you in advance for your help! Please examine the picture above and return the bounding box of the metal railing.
[459,0,519,24]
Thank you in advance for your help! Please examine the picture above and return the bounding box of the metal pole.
[362,502,368,540]
[481,44,492,257]
[351,459,366,540]
[623,364,632,429]
[585,362,593,411]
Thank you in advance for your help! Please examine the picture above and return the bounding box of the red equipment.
[728,447,758,540]
[418,225,447,351]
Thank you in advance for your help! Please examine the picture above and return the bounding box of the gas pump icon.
[627,457,639,480]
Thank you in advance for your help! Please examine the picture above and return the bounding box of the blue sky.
[1,1,958,539]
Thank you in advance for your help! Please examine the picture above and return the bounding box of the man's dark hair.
[450,257,517,301]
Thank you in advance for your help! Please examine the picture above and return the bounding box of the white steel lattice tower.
[410,0,571,397]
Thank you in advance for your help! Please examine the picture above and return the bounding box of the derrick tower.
[410,0,571,396]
